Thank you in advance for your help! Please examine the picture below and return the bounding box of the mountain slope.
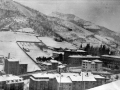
[0,0,66,40]
[0,0,120,51]
[50,12,120,47]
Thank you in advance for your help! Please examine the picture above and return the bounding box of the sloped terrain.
[50,12,120,49]
[0,0,120,51]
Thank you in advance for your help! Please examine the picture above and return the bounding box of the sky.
[14,0,120,32]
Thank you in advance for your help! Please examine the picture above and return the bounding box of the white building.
[82,60,102,71]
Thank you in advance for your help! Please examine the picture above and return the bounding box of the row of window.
[6,79,23,84]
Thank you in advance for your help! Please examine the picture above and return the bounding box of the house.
[0,74,24,90]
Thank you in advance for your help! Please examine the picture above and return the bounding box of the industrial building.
[64,49,86,64]
[101,55,120,69]
[68,55,100,66]
[4,58,27,75]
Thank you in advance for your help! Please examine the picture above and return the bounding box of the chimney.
[8,53,10,59]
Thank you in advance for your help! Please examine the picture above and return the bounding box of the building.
[82,60,102,71]
[29,73,49,90]
[101,55,120,69]
[52,51,64,62]
[57,64,67,73]
[69,72,96,90]
[93,75,106,86]
[55,75,72,90]
[58,72,106,90]
[40,62,52,70]
[64,49,86,64]
[50,60,59,70]
[29,72,106,90]
[29,73,59,90]
[4,58,27,75]
[0,74,24,90]
[68,55,100,66]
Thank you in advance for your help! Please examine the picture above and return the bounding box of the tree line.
[81,44,115,56]
[36,56,52,62]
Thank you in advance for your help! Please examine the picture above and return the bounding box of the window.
[19,79,22,81]
[11,80,14,82]
[15,80,18,82]
[6,80,9,83]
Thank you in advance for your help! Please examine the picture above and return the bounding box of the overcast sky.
[14,0,120,32]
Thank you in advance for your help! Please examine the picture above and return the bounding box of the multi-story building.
[101,55,120,69]
[0,74,24,90]
[29,73,49,90]
[29,73,60,90]
[64,49,86,64]
[55,75,72,90]
[68,55,100,66]
[93,75,106,86]
[29,72,106,90]
[82,59,102,71]
[4,58,27,75]
[61,72,106,90]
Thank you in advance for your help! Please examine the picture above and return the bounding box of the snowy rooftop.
[82,60,91,62]
[69,55,100,58]
[53,51,64,54]
[93,59,102,63]
[0,75,23,82]
[31,72,105,82]
[61,73,79,77]
[102,55,120,59]
[7,58,19,62]
[42,62,52,66]
[58,65,66,68]
[50,60,58,63]
[91,61,96,64]
[68,72,96,81]
[88,80,120,90]
[55,75,72,83]
[31,73,59,79]
[65,49,86,52]
[93,75,105,79]
[30,76,49,81]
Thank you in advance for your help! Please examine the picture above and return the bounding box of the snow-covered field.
[17,28,34,33]
[0,31,40,72]
[18,42,52,62]
[38,37,76,49]
[0,31,39,42]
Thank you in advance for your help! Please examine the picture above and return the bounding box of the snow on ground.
[88,80,120,90]
[0,31,40,72]
[18,42,52,62]
[0,42,40,72]
[17,28,34,33]
[95,35,110,43]
[38,37,76,49]
[0,31,39,42]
